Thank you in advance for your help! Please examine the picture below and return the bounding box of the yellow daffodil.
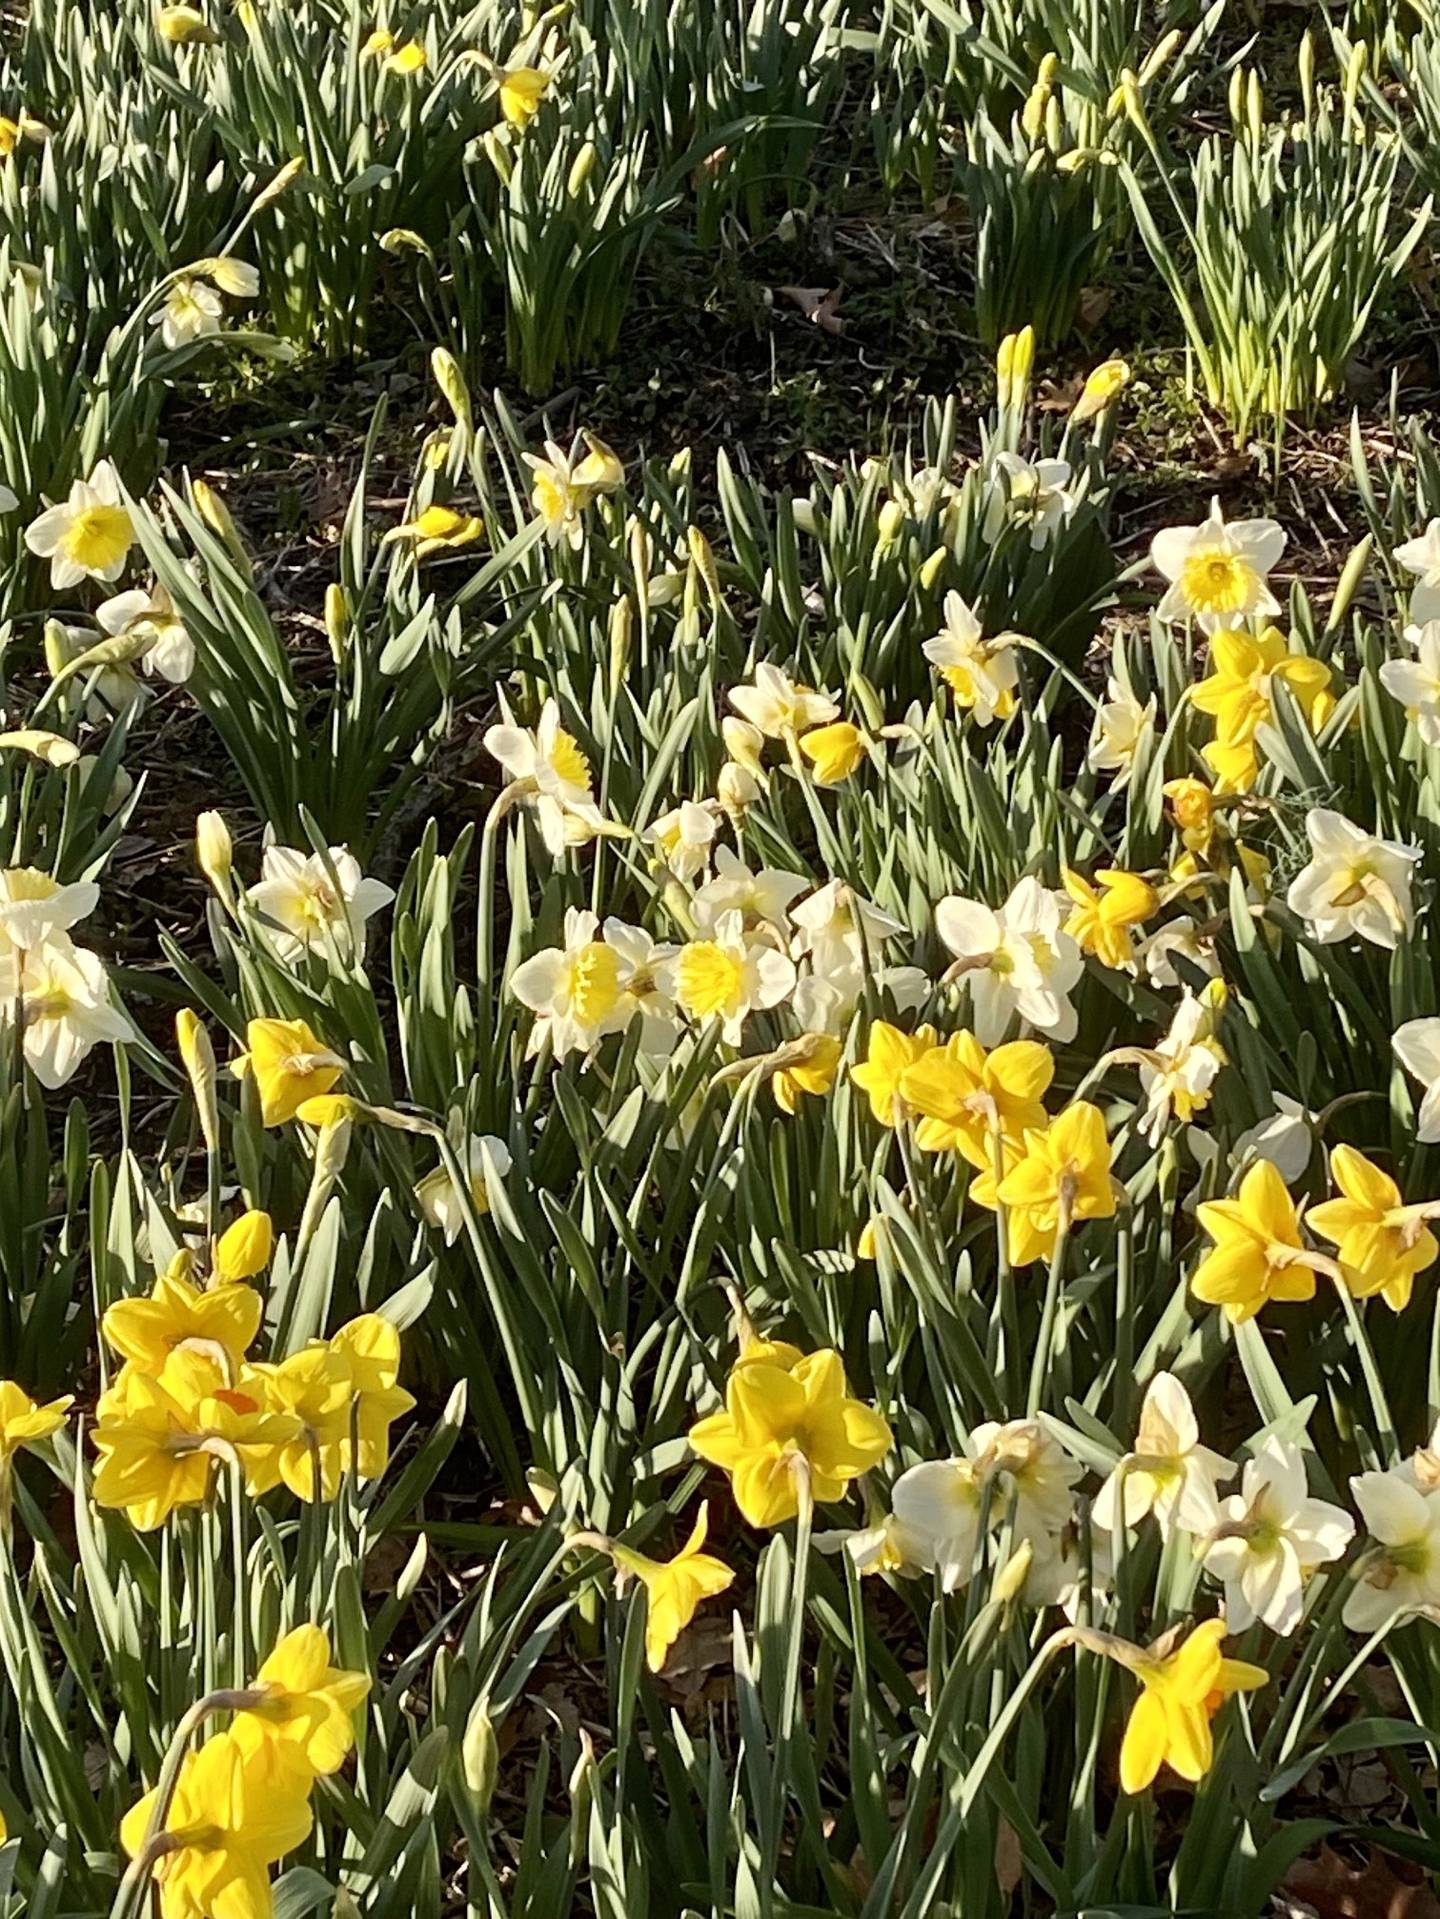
[383,38,427,74]
[850,1020,937,1127]
[247,1346,353,1502]
[689,1345,892,1528]
[326,1315,416,1480]
[898,1032,1053,1171]
[771,1034,843,1113]
[120,1730,312,1917]
[611,1503,735,1672]
[0,1380,72,1464]
[1062,867,1158,971]
[988,1100,1117,1265]
[156,5,220,45]
[1307,1145,1439,1313]
[497,65,550,126]
[102,1258,262,1373]
[1191,1159,1325,1323]
[231,1625,371,1776]
[1117,1618,1267,1794]
[238,1017,345,1127]
[214,1211,274,1283]
[1190,628,1335,795]
[798,722,867,785]
[382,503,483,557]
[1162,776,1218,859]
[1071,358,1131,425]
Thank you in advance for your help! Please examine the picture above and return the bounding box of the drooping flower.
[1345,1467,1440,1631]
[381,503,483,557]
[1115,1618,1267,1793]
[1151,499,1285,633]
[1394,1017,1440,1144]
[231,1625,371,1776]
[692,846,807,937]
[1201,1437,1354,1636]
[990,1100,1117,1266]
[24,459,135,589]
[1087,677,1156,787]
[1285,808,1420,949]
[245,845,394,965]
[237,1017,345,1127]
[611,1503,735,1672]
[1061,867,1158,971]
[1092,1372,1230,1540]
[0,937,133,1086]
[1307,1145,1439,1313]
[922,592,1020,726]
[0,1380,72,1466]
[898,1031,1053,1171]
[415,1135,513,1243]
[152,275,222,349]
[688,1345,892,1528]
[1381,620,1440,747]
[1190,1159,1325,1323]
[728,663,838,741]
[95,584,194,682]
[496,64,550,126]
[798,720,867,785]
[935,876,1082,1044]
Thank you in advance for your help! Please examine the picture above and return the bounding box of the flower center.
[566,942,622,1025]
[549,729,592,794]
[675,941,746,1019]
[1181,549,1254,615]
[62,503,132,573]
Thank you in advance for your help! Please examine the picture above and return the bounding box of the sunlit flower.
[102,1259,262,1372]
[1381,619,1440,746]
[1151,499,1285,633]
[248,1346,352,1502]
[1190,1159,1324,1323]
[1190,628,1335,793]
[991,1100,1117,1266]
[850,1019,938,1127]
[1307,1144,1439,1312]
[152,275,222,348]
[646,800,717,882]
[981,451,1075,549]
[0,937,132,1086]
[327,1314,415,1482]
[1395,519,1440,626]
[1394,1017,1440,1143]
[383,38,427,74]
[665,909,795,1044]
[922,592,1019,726]
[0,866,98,954]
[1087,677,1155,787]
[156,5,221,45]
[238,1016,345,1126]
[1139,918,1219,990]
[0,1380,72,1467]
[1201,1437,1353,1636]
[1345,1467,1440,1631]
[497,64,550,125]
[231,1625,371,1776]
[1115,1618,1267,1793]
[415,1135,512,1243]
[772,1033,843,1113]
[1062,866,1158,971]
[1285,807,1419,949]
[899,1031,1052,1170]
[95,583,193,682]
[1233,1095,1314,1182]
[524,434,622,548]
[728,663,838,740]
[214,1212,274,1283]
[611,1503,735,1672]
[382,503,483,557]
[510,908,630,1059]
[1092,1373,1230,1539]
[692,846,807,936]
[484,698,608,856]
[689,1344,892,1528]
[25,459,134,589]
[968,1417,1083,1538]
[936,875,1082,1044]
[889,1455,987,1591]
[799,720,867,785]
[1071,358,1130,425]
[603,918,682,1055]
[1136,986,1227,1143]
[245,845,394,966]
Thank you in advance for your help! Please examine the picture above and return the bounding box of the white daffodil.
[1023,1519,1115,1620]
[661,908,795,1044]
[1285,807,1420,949]
[1393,1017,1440,1143]
[1087,677,1156,787]
[0,866,99,954]
[510,908,631,1059]
[245,844,394,965]
[1344,1467,1440,1632]
[1138,919,1220,990]
[1151,497,1285,633]
[95,584,194,683]
[524,434,622,550]
[0,936,133,1086]
[483,698,608,857]
[1380,620,1440,747]
[922,591,1019,726]
[1233,1095,1315,1182]
[151,275,223,349]
[602,918,682,1057]
[815,1512,928,1578]
[1202,1437,1353,1637]
[1137,990,1227,1144]
[1092,1372,1231,1540]
[968,1418,1083,1540]
[692,845,808,936]
[790,880,905,967]
[25,459,135,589]
[415,1135,513,1243]
[890,1456,988,1593]
[646,800,718,882]
[982,451,1076,550]
[935,875,1082,1045]
[728,663,838,740]
[1396,520,1440,627]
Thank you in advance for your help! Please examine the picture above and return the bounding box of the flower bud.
[567,141,597,197]
[0,728,79,765]
[1071,357,1131,425]
[876,499,905,546]
[608,596,632,691]
[791,497,818,535]
[918,545,948,592]
[177,1008,221,1157]
[686,525,720,605]
[430,346,472,432]
[195,810,233,898]
[324,582,348,666]
[461,1698,499,1811]
[253,155,305,211]
[214,1208,274,1281]
[718,759,760,815]
[722,716,765,777]
[992,1537,1034,1604]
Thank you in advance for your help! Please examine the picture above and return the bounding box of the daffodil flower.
[1395,519,1440,626]
[510,908,632,1059]
[1345,1466,1440,1630]
[230,1625,370,1776]
[798,720,867,785]
[1381,619,1440,746]
[1285,807,1420,949]
[922,591,1019,725]
[663,910,796,1045]
[988,1100,1117,1266]
[0,936,133,1086]
[25,459,135,589]
[1394,1016,1440,1143]
[0,865,98,954]
[1093,1372,1230,1539]
[0,1380,72,1467]
[484,697,609,857]
[899,1031,1053,1171]
[1087,676,1155,787]
[1062,866,1158,971]
[1150,498,1285,633]
[382,503,483,557]
[416,1134,513,1244]
[728,663,838,740]
[1307,1144,1440,1312]
[1190,1159,1326,1322]
[244,844,394,966]
[1190,626,1335,793]
[236,1017,345,1127]
[1201,1437,1353,1636]
[611,1503,735,1672]
[102,1257,263,1373]
[935,875,1082,1045]
[850,1019,938,1127]
[1113,1618,1267,1793]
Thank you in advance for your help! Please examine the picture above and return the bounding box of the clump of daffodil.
[1307,1145,1440,1313]
[1190,1159,1328,1322]
[235,1017,345,1126]
[899,1032,1053,1173]
[1062,867,1158,971]
[689,1341,892,1528]
[607,1503,735,1672]
[982,1100,1118,1266]
[1189,626,1336,793]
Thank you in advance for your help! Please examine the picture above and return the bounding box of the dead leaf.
[994,1817,1023,1897]
[1037,374,1086,414]
[777,285,845,334]
[1284,1845,1440,1919]
[1076,285,1111,332]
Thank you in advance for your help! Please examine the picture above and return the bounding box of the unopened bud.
[196,809,233,901]
[718,759,760,816]
[608,596,632,690]
[430,346,472,432]
[876,499,905,546]
[686,525,720,605]
[176,1008,221,1156]
[214,1208,274,1281]
[992,1537,1034,1603]
[324,582,348,666]
[254,154,305,211]
[461,1698,499,1811]
[567,141,596,197]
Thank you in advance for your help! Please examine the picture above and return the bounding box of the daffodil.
[1395,519,1440,626]
[1345,1467,1440,1630]
[1233,1095,1315,1182]
[381,503,483,557]
[1135,986,1228,1143]
[889,1455,988,1591]
[247,1346,353,1502]
[771,1033,842,1113]
[102,1259,263,1372]
[95,584,193,682]
[156,4,221,45]
[1190,1159,1325,1323]
[728,663,838,740]
[1151,499,1285,633]
[24,459,134,589]
[1307,1145,1439,1312]
[214,1212,274,1284]
[922,592,1019,725]
[1190,627,1335,793]
[798,721,867,785]
[416,1135,513,1243]
[611,1503,735,1672]
[510,908,631,1058]
[664,910,796,1045]
[1093,1372,1230,1539]
[0,936,133,1086]
[1162,776,1219,859]
[1285,807,1420,949]
[496,64,550,125]
[1115,1618,1267,1793]
[245,844,394,966]
[0,866,98,954]
[524,434,621,549]
[981,452,1075,550]
[1087,677,1155,787]
[484,697,608,856]
[120,1730,313,1919]
[231,1625,371,1775]
[1395,1017,1440,1143]
[850,1019,937,1127]
[152,275,222,349]
[1062,867,1158,971]
[326,1314,415,1481]
[0,1380,72,1466]
[1071,357,1131,424]
[1201,1437,1353,1636]
[899,1031,1053,1171]
[689,1345,892,1528]
[382,38,427,74]
[935,876,1082,1044]
[237,1017,345,1127]
[693,846,807,936]
[645,800,717,881]
[1381,619,1440,746]
[991,1101,1117,1266]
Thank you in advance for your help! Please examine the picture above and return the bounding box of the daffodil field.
[16,0,1440,1915]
